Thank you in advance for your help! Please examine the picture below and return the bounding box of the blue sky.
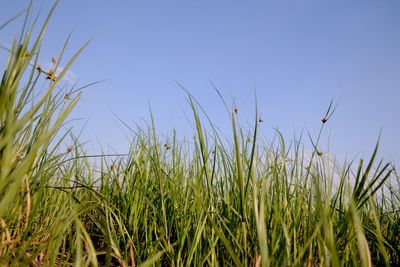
[1,0,399,165]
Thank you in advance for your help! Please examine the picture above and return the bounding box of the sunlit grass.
[1,2,399,266]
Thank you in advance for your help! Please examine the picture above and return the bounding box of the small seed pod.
[23,51,31,58]
[36,65,42,73]
[45,70,57,82]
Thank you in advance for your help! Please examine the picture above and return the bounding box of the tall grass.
[1,2,399,266]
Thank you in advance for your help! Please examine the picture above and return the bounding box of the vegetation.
[1,2,399,266]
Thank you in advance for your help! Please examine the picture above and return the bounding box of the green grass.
[1,3,399,266]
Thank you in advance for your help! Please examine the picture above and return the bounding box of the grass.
[1,2,399,266]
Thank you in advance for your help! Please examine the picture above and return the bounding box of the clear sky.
[1,0,399,166]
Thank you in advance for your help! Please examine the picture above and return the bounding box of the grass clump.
[1,2,399,266]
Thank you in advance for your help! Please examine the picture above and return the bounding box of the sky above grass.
[1,0,399,166]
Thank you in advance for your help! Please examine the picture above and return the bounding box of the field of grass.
[1,3,399,266]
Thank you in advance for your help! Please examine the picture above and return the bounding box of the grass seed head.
[45,69,57,82]
[23,51,30,58]
[36,65,43,73]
